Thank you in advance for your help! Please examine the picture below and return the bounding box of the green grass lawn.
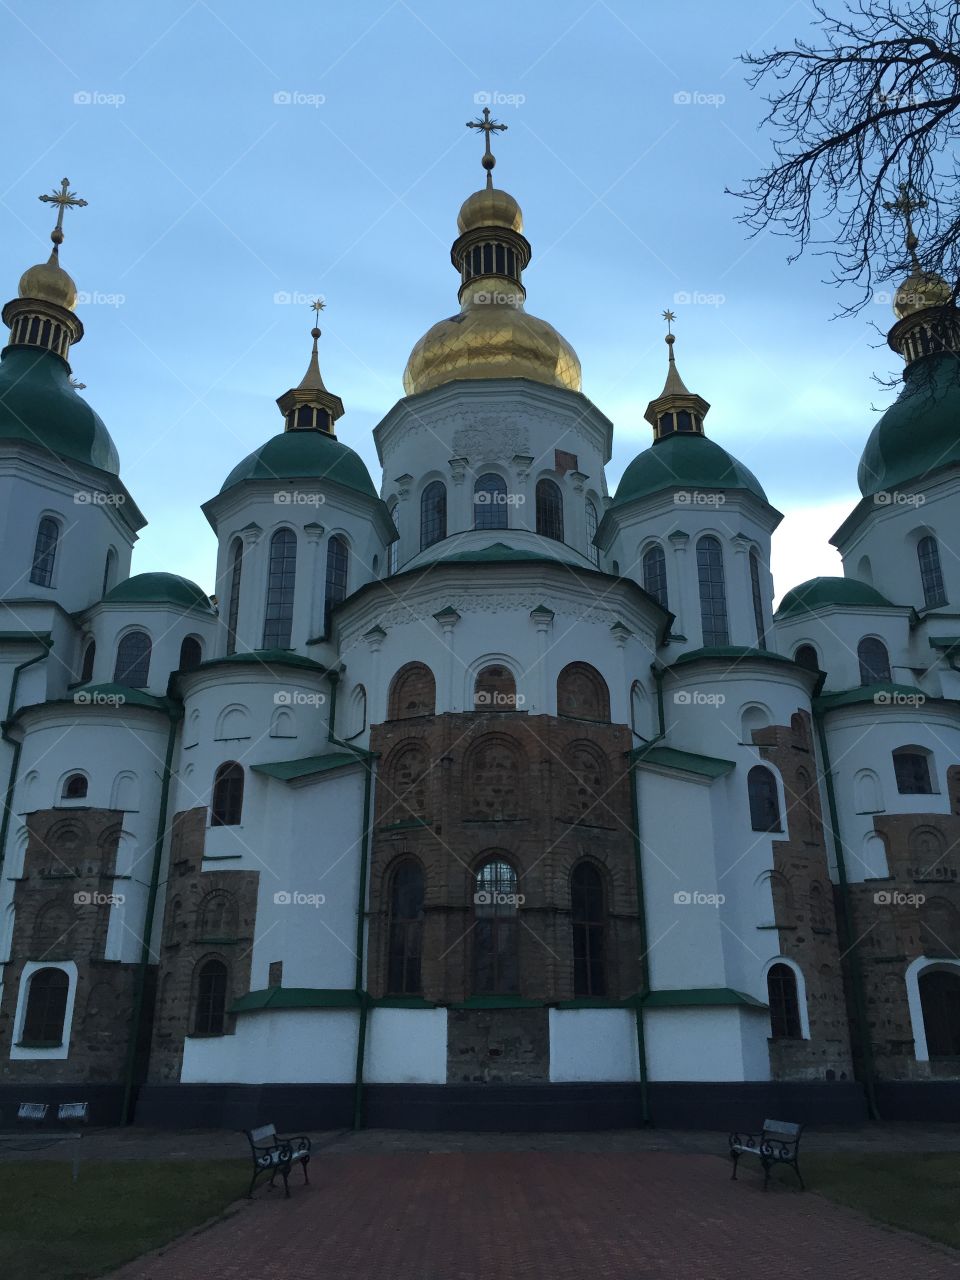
[0,1160,248,1280]
[772,1152,960,1250]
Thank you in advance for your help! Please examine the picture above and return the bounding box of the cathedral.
[2,118,960,1132]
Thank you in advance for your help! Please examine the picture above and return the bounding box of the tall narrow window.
[473,859,519,994]
[536,479,564,541]
[571,862,606,996]
[113,631,152,688]
[750,550,767,649]
[585,499,599,566]
[919,969,960,1057]
[225,538,243,656]
[642,544,668,609]
[80,640,96,684]
[324,535,349,633]
[22,967,69,1045]
[387,860,424,995]
[696,536,729,645]
[918,535,946,608]
[857,636,891,685]
[767,963,802,1039]
[387,502,399,575]
[262,528,297,649]
[211,762,244,827]
[101,548,116,598]
[420,481,447,550]
[893,747,934,795]
[474,473,508,530]
[748,765,781,832]
[29,517,59,587]
[194,960,228,1035]
[178,636,203,672]
[795,644,819,672]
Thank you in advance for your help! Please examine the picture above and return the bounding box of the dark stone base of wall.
[875,1081,960,1121]
[0,1083,128,1128]
[135,1083,355,1132]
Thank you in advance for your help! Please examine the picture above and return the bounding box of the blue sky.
[0,1,899,600]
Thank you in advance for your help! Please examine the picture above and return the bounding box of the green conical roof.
[0,345,119,474]
[103,572,213,612]
[221,429,376,498]
[776,576,894,618]
[859,352,960,497]
[612,432,766,506]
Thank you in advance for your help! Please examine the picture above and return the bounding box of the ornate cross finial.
[38,177,87,247]
[310,297,325,341]
[466,106,508,188]
[662,308,676,335]
[884,182,926,268]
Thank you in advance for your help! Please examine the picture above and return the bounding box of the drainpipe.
[813,708,880,1120]
[326,669,375,1130]
[121,704,181,1124]
[0,635,54,883]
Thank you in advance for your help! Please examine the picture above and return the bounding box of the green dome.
[776,576,894,619]
[221,429,376,498]
[0,345,119,474]
[612,433,767,506]
[859,352,960,496]
[103,572,213,612]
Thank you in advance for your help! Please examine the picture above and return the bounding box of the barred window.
[642,544,668,609]
[473,859,519,994]
[474,473,508,530]
[225,538,243,656]
[324,535,349,633]
[420,481,447,550]
[22,968,69,1046]
[262,528,297,649]
[696,536,729,646]
[571,862,606,997]
[29,517,59,587]
[857,637,891,685]
[211,762,244,826]
[194,960,228,1035]
[748,765,781,832]
[536,479,563,541]
[918,536,946,608]
[113,631,152,688]
[767,963,802,1039]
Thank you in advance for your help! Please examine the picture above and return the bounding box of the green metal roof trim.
[642,987,767,1009]
[0,345,120,474]
[814,681,934,712]
[612,432,768,506]
[370,995,439,1009]
[929,636,960,651]
[632,745,736,779]
[425,541,581,568]
[64,682,171,711]
[103,572,214,613]
[221,429,377,498]
[448,995,546,1010]
[231,987,362,1013]
[776,575,895,618]
[669,645,794,668]
[251,751,362,782]
[0,630,52,644]
[858,351,960,497]
[193,649,328,674]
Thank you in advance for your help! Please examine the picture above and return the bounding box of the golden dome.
[894,269,954,318]
[457,187,523,234]
[404,292,581,396]
[19,249,78,311]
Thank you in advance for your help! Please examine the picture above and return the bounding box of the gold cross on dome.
[884,182,926,267]
[39,177,87,246]
[467,106,508,187]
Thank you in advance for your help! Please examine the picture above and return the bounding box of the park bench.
[7,1101,88,1180]
[244,1124,311,1199]
[728,1119,804,1191]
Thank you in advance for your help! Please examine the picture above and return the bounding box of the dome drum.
[2,295,82,364]
[452,224,531,299]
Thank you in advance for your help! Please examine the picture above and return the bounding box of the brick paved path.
[113,1151,959,1280]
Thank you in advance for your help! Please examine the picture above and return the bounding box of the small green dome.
[859,352,960,496]
[612,433,767,506]
[103,572,213,612]
[776,576,894,618]
[0,345,119,474]
[221,429,376,498]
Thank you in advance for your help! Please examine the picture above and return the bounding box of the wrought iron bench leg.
[729,1151,739,1181]
[302,1158,310,1185]
[762,1158,772,1191]
[792,1160,805,1191]
[281,1166,291,1199]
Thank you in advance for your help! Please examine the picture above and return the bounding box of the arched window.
[113,630,152,688]
[324,534,349,633]
[178,636,203,672]
[61,774,87,801]
[262,528,297,648]
[557,662,610,722]
[420,481,447,550]
[767,963,802,1039]
[571,862,606,996]
[630,682,647,738]
[198,892,239,941]
[696,535,729,646]
[474,473,508,530]
[387,662,436,719]
[473,859,519,994]
[22,967,69,1046]
[535,478,563,542]
[749,550,767,649]
[211,762,244,827]
[29,517,59,587]
[80,640,96,684]
[387,860,424,995]
[919,969,960,1056]
[464,735,524,821]
[225,538,243,656]
[193,959,228,1035]
[854,768,883,813]
[642,544,668,609]
[918,535,946,608]
[474,664,518,710]
[585,499,599,566]
[795,644,819,672]
[385,743,430,824]
[349,684,367,737]
[101,548,117,598]
[857,636,891,685]
[748,765,781,832]
[920,898,960,959]
[387,502,399,575]
[893,746,934,795]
